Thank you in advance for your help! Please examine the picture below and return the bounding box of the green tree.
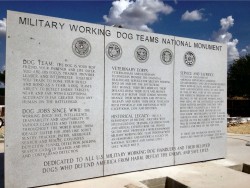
[228,54,250,98]
[0,70,5,86]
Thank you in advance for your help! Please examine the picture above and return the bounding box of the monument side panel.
[103,26,174,174]
[173,36,227,164]
[5,11,104,187]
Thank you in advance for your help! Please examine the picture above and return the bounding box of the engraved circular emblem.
[134,45,149,63]
[106,42,122,60]
[160,48,173,65]
[72,38,91,57]
[184,51,196,66]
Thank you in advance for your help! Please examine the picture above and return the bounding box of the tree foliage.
[0,70,5,85]
[228,54,250,98]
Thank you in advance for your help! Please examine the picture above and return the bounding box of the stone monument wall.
[5,11,227,188]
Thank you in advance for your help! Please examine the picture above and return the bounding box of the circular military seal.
[160,48,173,65]
[184,51,196,66]
[72,38,91,57]
[134,45,149,63]
[106,42,122,60]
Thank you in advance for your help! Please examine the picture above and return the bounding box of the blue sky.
[0,0,250,70]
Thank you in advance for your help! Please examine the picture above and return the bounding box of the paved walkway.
[227,133,250,163]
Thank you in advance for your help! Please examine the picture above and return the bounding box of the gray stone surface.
[173,36,227,164]
[5,11,105,188]
[2,133,249,188]
[104,26,174,175]
[0,141,4,188]
[40,134,250,188]
[5,11,227,188]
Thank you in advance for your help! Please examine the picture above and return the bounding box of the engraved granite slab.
[5,11,227,188]
[173,36,227,164]
[5,11,104,187]
[103,26,174,175]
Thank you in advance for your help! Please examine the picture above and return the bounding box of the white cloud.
[212,16,239,63]
[240,45,250,57]
[103,0,174,32]
[181,9,204,21]
[0,18,6,36]
[220,16,234,31]
[227,39,239,63]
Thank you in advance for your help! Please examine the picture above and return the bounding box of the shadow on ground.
[0,153,4,188]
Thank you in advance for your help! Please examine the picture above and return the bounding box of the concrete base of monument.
[1,134,250,188]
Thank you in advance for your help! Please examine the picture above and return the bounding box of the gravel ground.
[0,126,4,138]
[227,123,250,134]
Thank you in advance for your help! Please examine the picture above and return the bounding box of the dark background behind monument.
[227,99,250,117]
